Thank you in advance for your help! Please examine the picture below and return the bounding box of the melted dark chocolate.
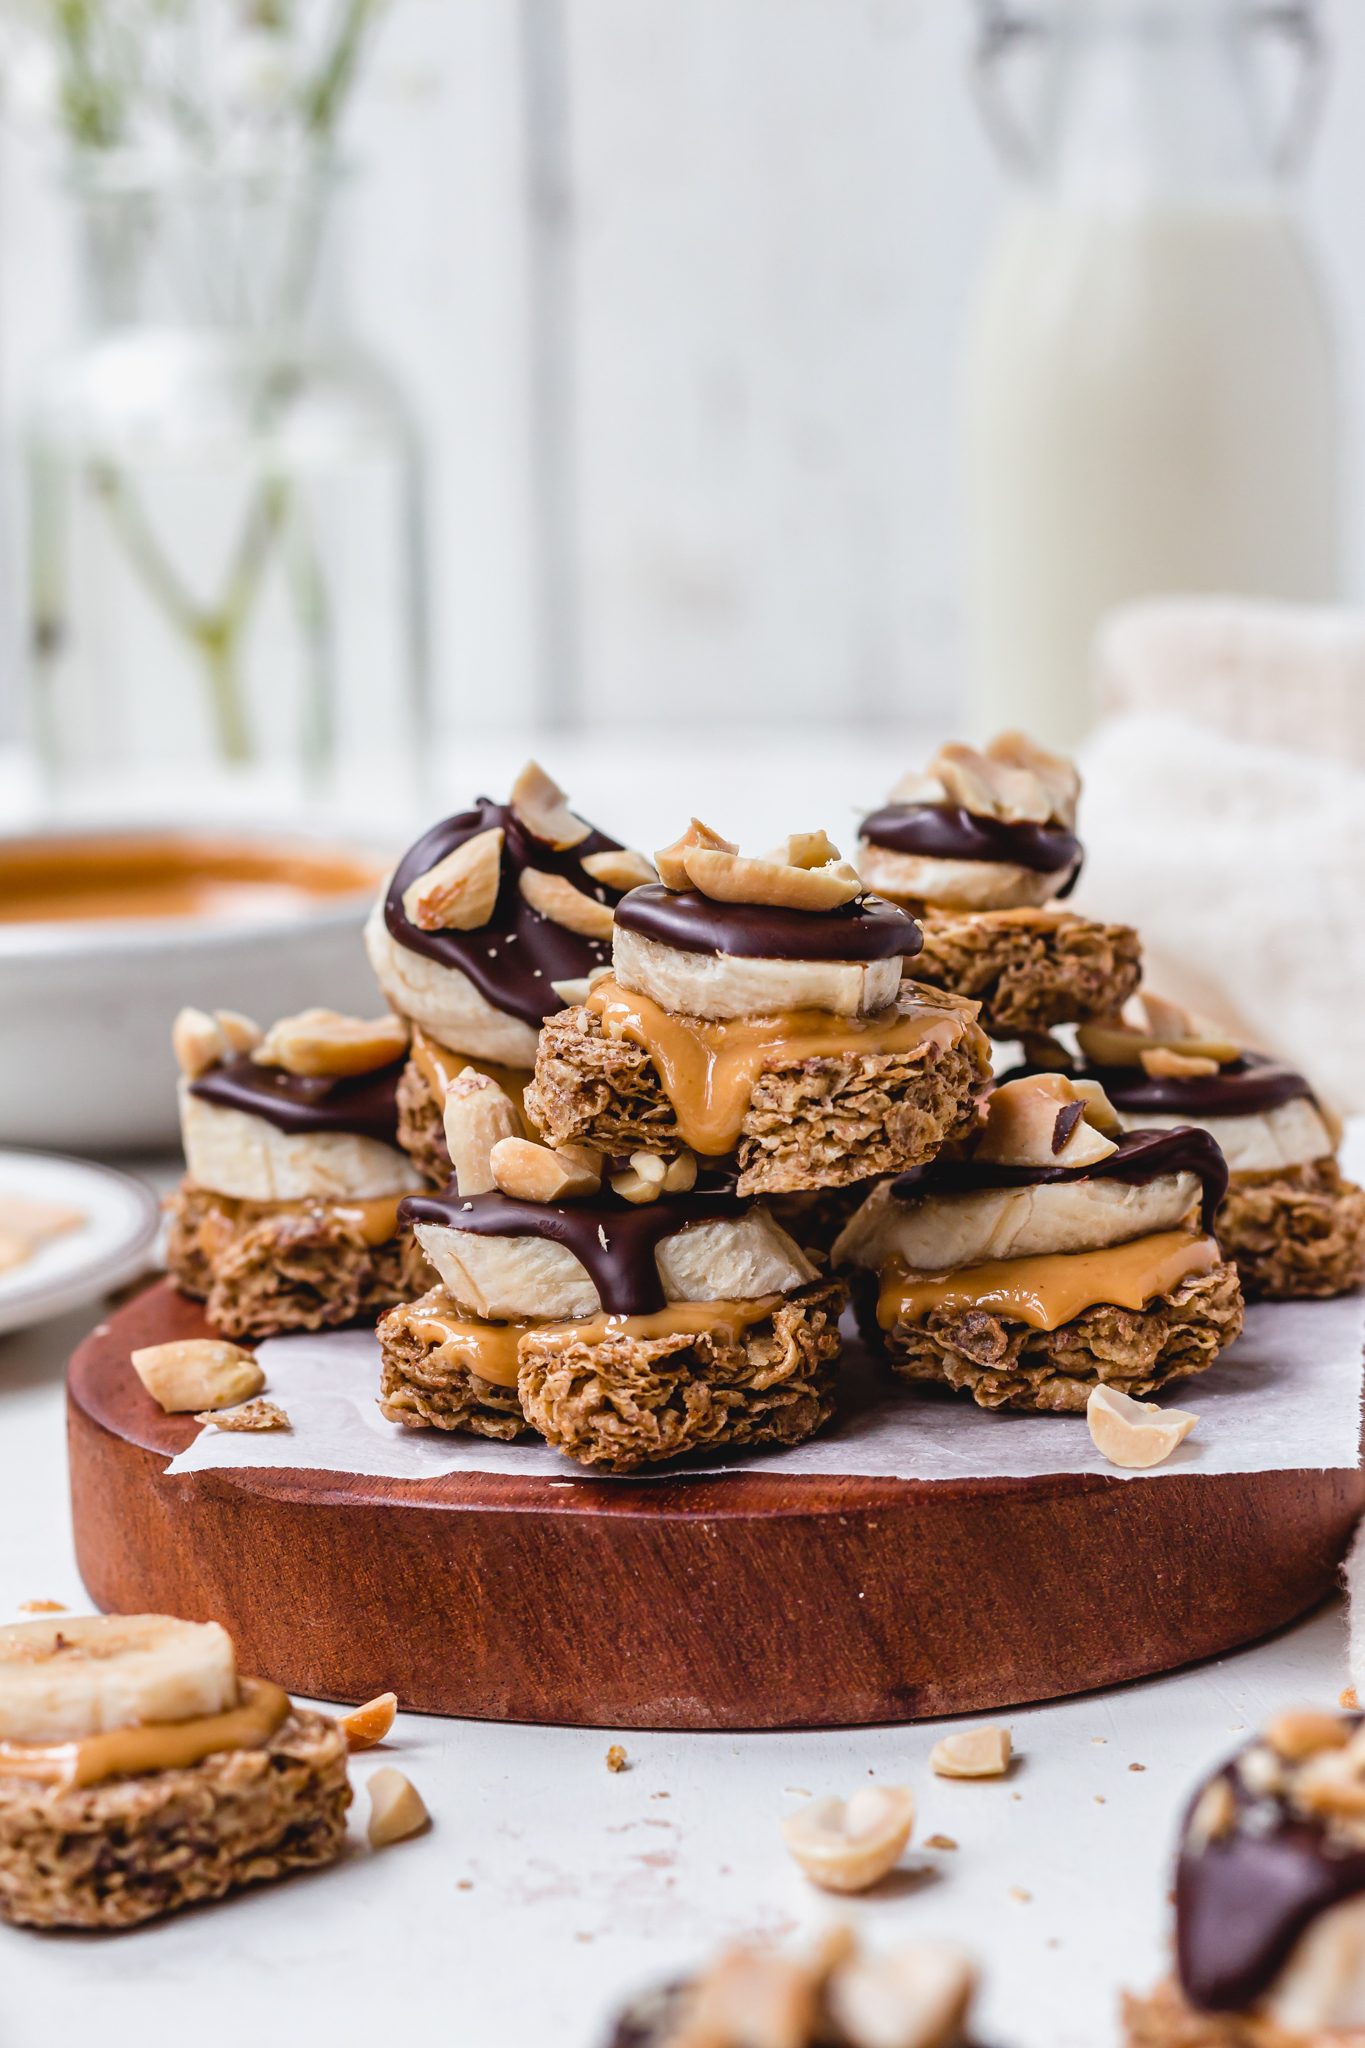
[859,803,1081,894]
[1080,1052,1315,1120]
[384,799,625,1030]
[891,1126,1230,1234]
[614,884,921,963]
[1176,1733,1365,2012]
[190,1053,404,1146]
[400,1184,751,1315]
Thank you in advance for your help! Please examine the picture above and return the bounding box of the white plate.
[0,1150,162,1335]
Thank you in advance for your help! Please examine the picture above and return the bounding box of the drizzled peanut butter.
[878,1229,1220,1334]
[195,1190,404,1252]
[408,1024,534,1125]
[586,976,977,1156]
[403,1294,785,1387]
[0,1677,289,1788]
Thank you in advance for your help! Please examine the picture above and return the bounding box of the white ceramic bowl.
[0,829,392,1151]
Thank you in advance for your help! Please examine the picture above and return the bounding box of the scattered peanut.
[930,1727,1011,1779]
[194,1398,290,1432]
[443,1069,523,1196]
[780,1784,915,1893]
[172,1007,231,1079]
[580,848,657,892]
[509,760,590,849]
[519,867,616,938]
[251,1007,409,1078]
[611,1168,661,1205]
[132,1339,263,1414]
[662,1151,698,1193]
[654,819,738,891]
[606,1744,628,1772]
[402,827,504,931]
[683,844,862,913]
[490,1137,600,1203]
[341,1692,398,1751]
[1141,1047,1220,1080]
[366,1767,429,1847]
[976,1073,1117,1170]
[1087,1384,1198,1470]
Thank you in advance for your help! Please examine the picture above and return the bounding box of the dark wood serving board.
[67,1281,1365,1730]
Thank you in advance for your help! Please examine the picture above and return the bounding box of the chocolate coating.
[190,1054,404,1147]
[614,884,921,963]
[860,803,1081,892]
[1081,1052,1315,1121]
[1176,1733,1365,2012]
[400,1184,751,1316]
[892,1126,1230,1234]
[384,799,625,1030]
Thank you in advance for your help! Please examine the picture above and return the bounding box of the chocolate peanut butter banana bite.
[166,1004,434,1340]
[1125,1709,1365,2047]
[608,1926,980,2048]
[1076,994,1365,1303]
[0,1614,348,1930]
[365,761,650,1184]
[377,1074,845,1470]
[857,733,1141,1042]
[834,1071,1243,1413]
[525,820,991,1199]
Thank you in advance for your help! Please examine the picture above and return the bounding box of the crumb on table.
[606,1744,628,1773]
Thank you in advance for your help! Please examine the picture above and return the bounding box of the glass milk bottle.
[962,0,1338,749]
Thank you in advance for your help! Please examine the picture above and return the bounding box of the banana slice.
[0,1614,239,1744]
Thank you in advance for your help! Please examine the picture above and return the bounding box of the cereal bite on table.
[1125,1708,1365,2047]
[166,1003,432,1339]
[834,1070,1242,1412]
[525,818,991,1198]
[365,760,650,1184]
[1073,994,1365,1302]
[856,732,1141,1043]
[378,1078,845,1470]
[0,1614,348,1930]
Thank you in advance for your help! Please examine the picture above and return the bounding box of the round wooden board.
[68,1281,1364,1731]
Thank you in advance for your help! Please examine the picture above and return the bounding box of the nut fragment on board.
[251,1007,409,1078]
[519,867,616,939]
[781,1784,916,1892]
[490,1137,600,1202]
[402,827,504,931]
[194,1398,290,1432]
[341,1692,398,1751]
[930,1728,1011,1779]
[366,1767,429,1846]
[132,1338,264,1414]
[443,1069,523,1196]
[1087,1384,1198,1469]
[606,1744,628,1772]
[580,847,657,892]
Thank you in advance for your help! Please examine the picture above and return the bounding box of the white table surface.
[0,1158,1360,2048]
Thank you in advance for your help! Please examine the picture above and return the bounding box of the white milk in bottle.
[963,0,1338,749]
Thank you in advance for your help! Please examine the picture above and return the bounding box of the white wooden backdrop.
[2,0,1365,751]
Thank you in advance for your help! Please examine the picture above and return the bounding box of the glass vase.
[25,164,427,821]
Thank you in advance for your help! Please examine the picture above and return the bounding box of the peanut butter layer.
[395,1295,786,1388]
[407,1024,534,1125]
[878,1231,1222,1335]
[584,975,979,1156]
[0,1679,289,1790]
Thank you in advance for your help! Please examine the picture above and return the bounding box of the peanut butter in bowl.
[0,830,386,928]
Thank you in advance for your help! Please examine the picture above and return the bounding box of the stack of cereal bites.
[373,805,993,1469]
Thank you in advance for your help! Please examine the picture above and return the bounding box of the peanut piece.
[681,1948,819,2048]
[1077,1021,1242,1069]
[828,1942,977,2048]
[930,1727,1011,1778]
[663,1151,698,1193]
[985,730,1080,829]
[509,760,590,849]
[366,1767,429,1847]
[402,827,503,931]
[1186,1775,1237,1852]
[1141,1047,1220,1079]
[132,1339,263,1414]
[1264,1709,1352,1762]
[764,829,843,870]
[251,1007,409,1078]
[490,1137,601,1202]
[606,1744,628,1772]
[682,845,862,912]
[781,1784,915,1893]
[341,1692,398,1751]
[977,1074,1117,1170]
[518,867,615,938]
[1087,1384,1198,1470]
[214,1009,263,1054]
[172,1006,230,1079]
[443,1069,523,1197]
[930,742,1052,825]
[580,848,657,892]
[655,819,738,891]
[611,1167,661,1205]
[629,1150,666,1186]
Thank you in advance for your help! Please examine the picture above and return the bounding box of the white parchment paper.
[164,1294,1365,1486]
